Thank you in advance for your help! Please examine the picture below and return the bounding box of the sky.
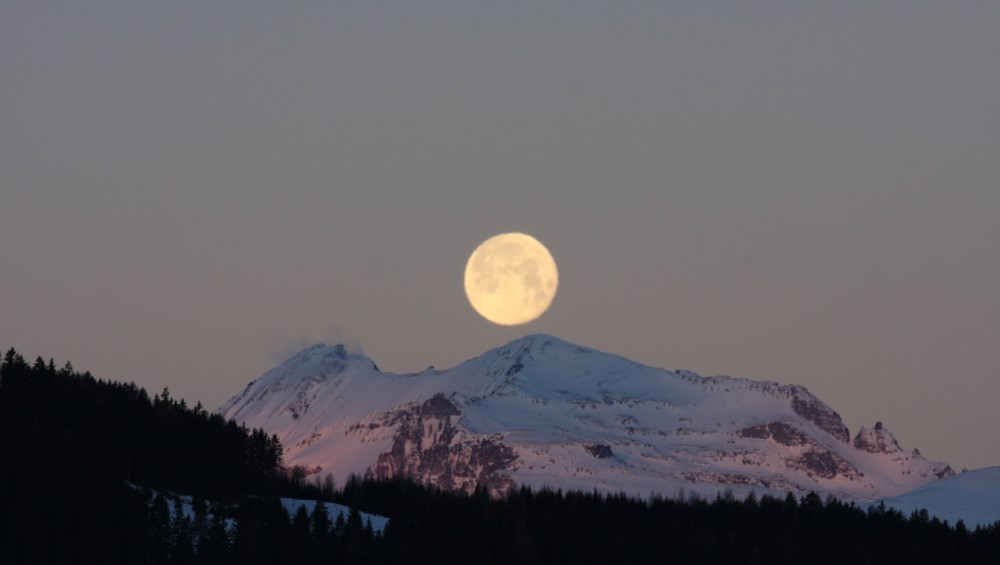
[1,2,997,471]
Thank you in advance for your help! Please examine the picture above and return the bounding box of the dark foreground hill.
[0,348,377,563]
[2,347,998,564]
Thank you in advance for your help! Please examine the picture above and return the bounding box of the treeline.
[0,347,381,563]
[0,348,283,501]
[343,477,1000,564]
[2,347,999,564]
[138,489,380,564]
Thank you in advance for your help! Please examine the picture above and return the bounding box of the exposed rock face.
[365,394,518,497]
[853,422,954,480]
[853,421,903,454]
[419,394,461,419]
[680,471,790,490]
[790,389,850,443]
[584,444,615,459]
[740,421,862,480]
[934,466,955,479]
[739,422,812,447]
[787,449,862,481]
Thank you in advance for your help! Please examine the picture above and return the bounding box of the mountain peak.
[279,343,379,373]
[493,333,579,357]
[853,422,953,480]
[219,334,952,502]
[854,422,904,455]
[218,342,380,422]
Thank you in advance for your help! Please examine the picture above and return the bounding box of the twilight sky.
[2,2,998,471]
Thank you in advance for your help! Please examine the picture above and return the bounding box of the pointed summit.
[278,343,377,372]
[854,422,905,455]
[218,343,380,422]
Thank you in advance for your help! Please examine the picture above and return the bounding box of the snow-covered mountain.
[870,467,1000,529]
[219,334,952,502]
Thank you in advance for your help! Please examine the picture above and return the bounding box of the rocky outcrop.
[854,422,954,480]
[584,444,614,459]
[853,421,903,454]
[788,448,862,481]
[419,393,462,419]
[739,422,812,447]
[680,472,786,489]
[365,394,518,496]
[790,389,850,443]
[739,421,862,480]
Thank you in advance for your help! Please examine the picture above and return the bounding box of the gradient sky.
[2,2,998,471]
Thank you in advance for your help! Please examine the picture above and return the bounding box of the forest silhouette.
[2,347,998,563]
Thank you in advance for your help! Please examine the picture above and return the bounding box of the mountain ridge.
[871,466,1000,528]
[219,334,952,501]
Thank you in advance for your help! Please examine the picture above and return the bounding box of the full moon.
[464,233,559,326]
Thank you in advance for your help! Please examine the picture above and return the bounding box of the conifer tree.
[170,497,195,564]
[148,493,172,563]
[311,500,332,545]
